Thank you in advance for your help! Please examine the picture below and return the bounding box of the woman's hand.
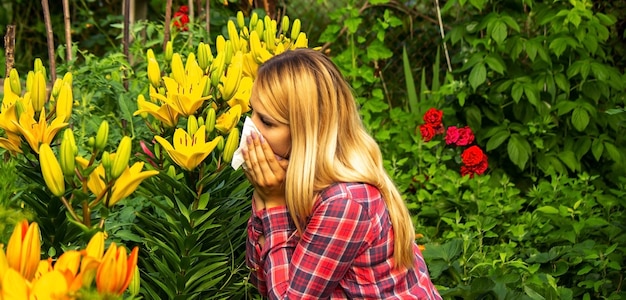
[243,132,289,209]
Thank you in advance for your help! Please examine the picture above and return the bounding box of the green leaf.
[484,55,506,74]
[511,82,523,103]
[557,150,579,171]
[591,138,604,161]
[571,107,589,131]
[469,63,487,90]
[487,130,510,151]
[403,46,418,114]
[554,73,570,93]
[491,20,508,44]
[507,134,531,170]
[603,142,622,162]
[344,17,362,34]
[536,206,559,214]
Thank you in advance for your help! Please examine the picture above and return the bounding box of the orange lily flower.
[96,243,139,295]
[5,220,41,281]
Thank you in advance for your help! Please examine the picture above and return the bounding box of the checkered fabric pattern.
[246,182,442,299]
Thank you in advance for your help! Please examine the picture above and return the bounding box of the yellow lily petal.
[135,93,180,127]
[96,244,139,296]
[1,268,29,299]
[226,76,253,113]
[154,125,221,171]
[215,104,242,134]
[30,270,69,300]
[108,162,159,207]
[6,220,41,281]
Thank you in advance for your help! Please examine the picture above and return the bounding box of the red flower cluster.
[460,146,488,178]
[419,108,444,142]
[418,108,488,178]
[173,5,190,31]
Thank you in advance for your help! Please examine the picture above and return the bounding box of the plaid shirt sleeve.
[258,191,371,299]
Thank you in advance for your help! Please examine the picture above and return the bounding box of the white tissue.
[231,116,262,170]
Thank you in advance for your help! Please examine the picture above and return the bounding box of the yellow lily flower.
[68,231,106,292]
[75,156,107,198]
[215,104,242,134]
[0,133,23,154]
[107,162,159,207]
[96,243,139,296]
[0,95,33,135]
[0,247,8,277]
[154,125,221,171]
[30,270,70,300]
[134,89,180,127]
[6,220,41,281]
[226,76,253,114]
[13,108,68,153]
[151,76,211,117]
[1,268,30,299]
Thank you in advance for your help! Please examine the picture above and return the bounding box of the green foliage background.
[1,0,624,299]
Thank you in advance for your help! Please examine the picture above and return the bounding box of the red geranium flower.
[423,108,443,127]
[461,145,485,167]
[461,155,488,178]
[445,126,460,145]
[419,124,436,142]
[173,6,190,31]
[456,126,475,146]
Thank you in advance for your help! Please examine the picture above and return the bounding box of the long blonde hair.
[252,49,415,269]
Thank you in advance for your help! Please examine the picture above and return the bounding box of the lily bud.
[101,151,112,179]
[291,19,301,41]
[128,265,141,296]
[165,41,174,62]
[205,107,216,134]
[34,58,47,79]
[60,129,77,176]
[215,135,225,152]
[170,53,186,86]
[281,15,290,35]
[6,220,41,281]
[14,99,26,120]
[222,127,239,163]
[210,52,226,88]
[249,12,259,29]
[227,20,240,51]
[31,71,47,113]
[187,115,199,136]
[147,57,162,88]
[197,42,210,71]
[166,165,177,179]
[51,78,63,98]
[9,68,21,95]
[39,143,66,197]
[56,83,73,122]
[197,116,205,127]
[87,137,95,149]
[236,11,245,28]
[95,121,109,152]
[62,72,73,85]
[26,71,34,93]
[111,136,132,179]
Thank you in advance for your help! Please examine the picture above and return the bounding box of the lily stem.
[60,195,82,223]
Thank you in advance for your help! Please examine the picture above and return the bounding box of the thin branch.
[4,25,15,78]
[205,0,210,35]
[41,0,57,84]
[62,0,72,62]
[434,0,452,72]
[123,0,130,90]
[163,0,173,51]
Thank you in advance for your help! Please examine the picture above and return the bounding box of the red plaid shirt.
[246,182,441,299]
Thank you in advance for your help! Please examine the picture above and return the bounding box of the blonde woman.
[243,48,441,299]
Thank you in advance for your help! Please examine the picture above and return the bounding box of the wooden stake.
[4,25,15,78]
[42,0,57,84]
[62,0,72,62]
